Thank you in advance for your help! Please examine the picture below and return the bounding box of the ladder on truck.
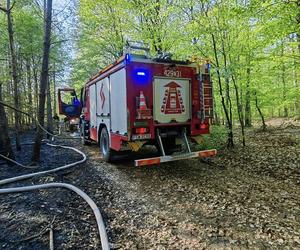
[134,128,217,167]
[199,72,214,121]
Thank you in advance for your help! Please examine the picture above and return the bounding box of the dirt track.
[0,126,300,249]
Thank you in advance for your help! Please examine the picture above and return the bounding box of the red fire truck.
[58,49,216,166]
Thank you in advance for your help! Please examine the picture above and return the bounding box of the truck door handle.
[96,113,110,117]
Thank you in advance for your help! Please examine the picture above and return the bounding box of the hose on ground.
[0,100,110,248]
[0,183,110,250]
[0,143,110,250]
[0,100,81,140]
[0,143,86,186]
[0,153,38,169]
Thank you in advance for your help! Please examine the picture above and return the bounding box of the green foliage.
[14,7,44,59]
[0,0,68,121]
[196,125,229,150]
[71,0,132,88]
[2,0,298,135]
[0,0,299,155]
[72,0,299,124]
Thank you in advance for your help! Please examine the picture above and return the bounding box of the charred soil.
[0,126,300,249]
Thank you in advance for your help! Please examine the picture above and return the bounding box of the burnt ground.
[0,124,300,249]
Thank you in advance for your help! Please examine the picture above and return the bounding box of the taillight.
[200,123,207,129]
[135,127,148,134]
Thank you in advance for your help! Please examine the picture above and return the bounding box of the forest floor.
[0,120,299,249]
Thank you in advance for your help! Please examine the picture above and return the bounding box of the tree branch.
[8,0,16,11]
[0,5,7,13]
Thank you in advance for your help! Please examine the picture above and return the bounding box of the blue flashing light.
[133,68,150,84]
[125,53,130,63]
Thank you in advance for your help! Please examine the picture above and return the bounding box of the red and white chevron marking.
[100,83,105,109]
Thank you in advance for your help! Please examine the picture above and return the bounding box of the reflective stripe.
[135,149,217,167]
[198,149,217,157]
[135,158,161,166]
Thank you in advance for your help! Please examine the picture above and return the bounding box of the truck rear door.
[153,78,190,124]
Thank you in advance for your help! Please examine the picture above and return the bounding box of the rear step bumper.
[134,149,217,167]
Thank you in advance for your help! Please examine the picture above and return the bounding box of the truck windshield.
[61,91,78,105]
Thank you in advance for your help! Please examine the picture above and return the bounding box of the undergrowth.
[195,125,228,150]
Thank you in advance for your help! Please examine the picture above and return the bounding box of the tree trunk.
[226,57,245,145]
[254,91,266,131]
[282,64,288,117]
[3,0,21,151]
[32,56,39,117]
[281,42,288,117]
[220,32,232,127]
[225,77,232,126]
[6,79,13,125]
[239,82,245,128]
[244,67,251,127]
[0,83,14,160]
[26,59,33,126]
[211,33,234,148]
[293,40,300,115]
[213,94,220,125]
[53,63,57,116]
[232,75,246,146]
[46,77,53,139]
[32,0,53,162]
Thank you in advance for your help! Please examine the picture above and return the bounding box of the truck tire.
[100,127,115,162]
[81,120,90,145]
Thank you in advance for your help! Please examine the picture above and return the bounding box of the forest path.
[0,126,299,249]
[69,126,300,249]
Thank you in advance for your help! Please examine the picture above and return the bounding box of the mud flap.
[134,149,217,167]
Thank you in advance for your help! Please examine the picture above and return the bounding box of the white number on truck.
[164,69,182,78]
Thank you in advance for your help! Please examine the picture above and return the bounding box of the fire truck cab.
[59,49,216,166]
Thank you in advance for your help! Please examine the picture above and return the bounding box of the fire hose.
[0,101,110,249]
[0,143,86,185]
[0,183,110,250]
[0,100,80,140]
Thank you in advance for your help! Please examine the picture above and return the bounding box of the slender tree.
[26,59,33,125]
[0,0,21,151]
[0,83,14,160]
[32,0,53,162]
[244,66,251,127]
[46,77,53,139]
[211,32,234,147]
[254,91,266,131]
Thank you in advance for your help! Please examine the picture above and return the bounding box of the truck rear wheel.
[100,127,115,162]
